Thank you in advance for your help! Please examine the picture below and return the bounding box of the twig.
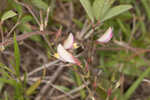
[77,19,90,40]
[35,65,66,100]
[39,10,44,31]
[6,15,22,37]
[51,81,90,99]
[114,40,137,52]
[84,26,99,39]
[143,79,150,84]
[0,30,54,47]
[42,35,55,53]
[14,0,41,26]
[21,60,59,80]
[97,47,134,52]
[48,82,74,99]
[0,21,4,42]
[44,7,50,28]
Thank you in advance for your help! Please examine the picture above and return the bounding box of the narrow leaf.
[20,15,32,24]
[0,78,18,87]
[26,79,41,96]
[55,85,70,92]
[31,0,48,10]
[141,0,150,21]
[124,66,150,100]
[102,5,132,22]
[73,66,86,99]
[8,0,23,15]
[14,33,20,77]
[1,10,17,22]
[4,91,9,100]
[79,0,94,22]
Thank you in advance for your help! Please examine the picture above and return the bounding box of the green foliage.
[141,0,150,21]
[26,79,41,96]
[20,15,33,24]
[92,0,111,20]
[102,5,132,22]
[14,33,21,77]
[31,0,48,10]
[73,66,86,99]
[80,0,132,22]
[1,10,17,22]
[124,66,150,100]
[79,0,94,22]
[54,85,70,92]
[1,0,150,99]
[7,0,23,15]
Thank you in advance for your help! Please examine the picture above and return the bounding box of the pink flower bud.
[63,33,74,49]
[97,27,113,43]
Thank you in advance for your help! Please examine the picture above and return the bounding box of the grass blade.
[14,33,21,77]
[124,66,150,100]
[26,79,41,96]
[141,0,150,21]
[73,66,86,99]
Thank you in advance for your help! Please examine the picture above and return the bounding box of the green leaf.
[79,0,94,22]
[8,0,23,15]
[26,79,41,96]
[92,0,111,20]
[72,18,83,29]
[73,66,86,99]
[4,91,9,100]
[141,0,150,21]
[1,10,17,22]
[20,15,32,24]
[0,81,4,93]
[55,85,70,92]
[124,66,150,100]
[14,33,20,77]
[0,78,18,87]
[102,5,132,22]
[31,0,48,10]
[0,62,15,75]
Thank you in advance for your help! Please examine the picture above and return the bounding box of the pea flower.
[63,33,79,49]
[97,27,113,43]
[54,44,81,66]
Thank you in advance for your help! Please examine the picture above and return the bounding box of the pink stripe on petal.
[72,56,81,66]
[63,33,74,49]
[97,27,113,43]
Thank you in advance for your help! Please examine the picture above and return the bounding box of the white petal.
[63,33,74,49]
[97,27,113,43]
[57,44,76,63]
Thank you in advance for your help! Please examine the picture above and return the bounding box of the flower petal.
[97,27,113,43]
[57,44,76,63]
[63,33,74,49]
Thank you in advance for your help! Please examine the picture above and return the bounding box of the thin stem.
[14,0,41,27]
[0,21,4,42]
[0,30,54,47]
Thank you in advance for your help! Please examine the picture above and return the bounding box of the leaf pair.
[80,0,132,22]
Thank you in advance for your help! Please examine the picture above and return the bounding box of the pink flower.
[63,33,74,49]
[55,44,81,66]
[97,27,113,43]
[63,33,79,49]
